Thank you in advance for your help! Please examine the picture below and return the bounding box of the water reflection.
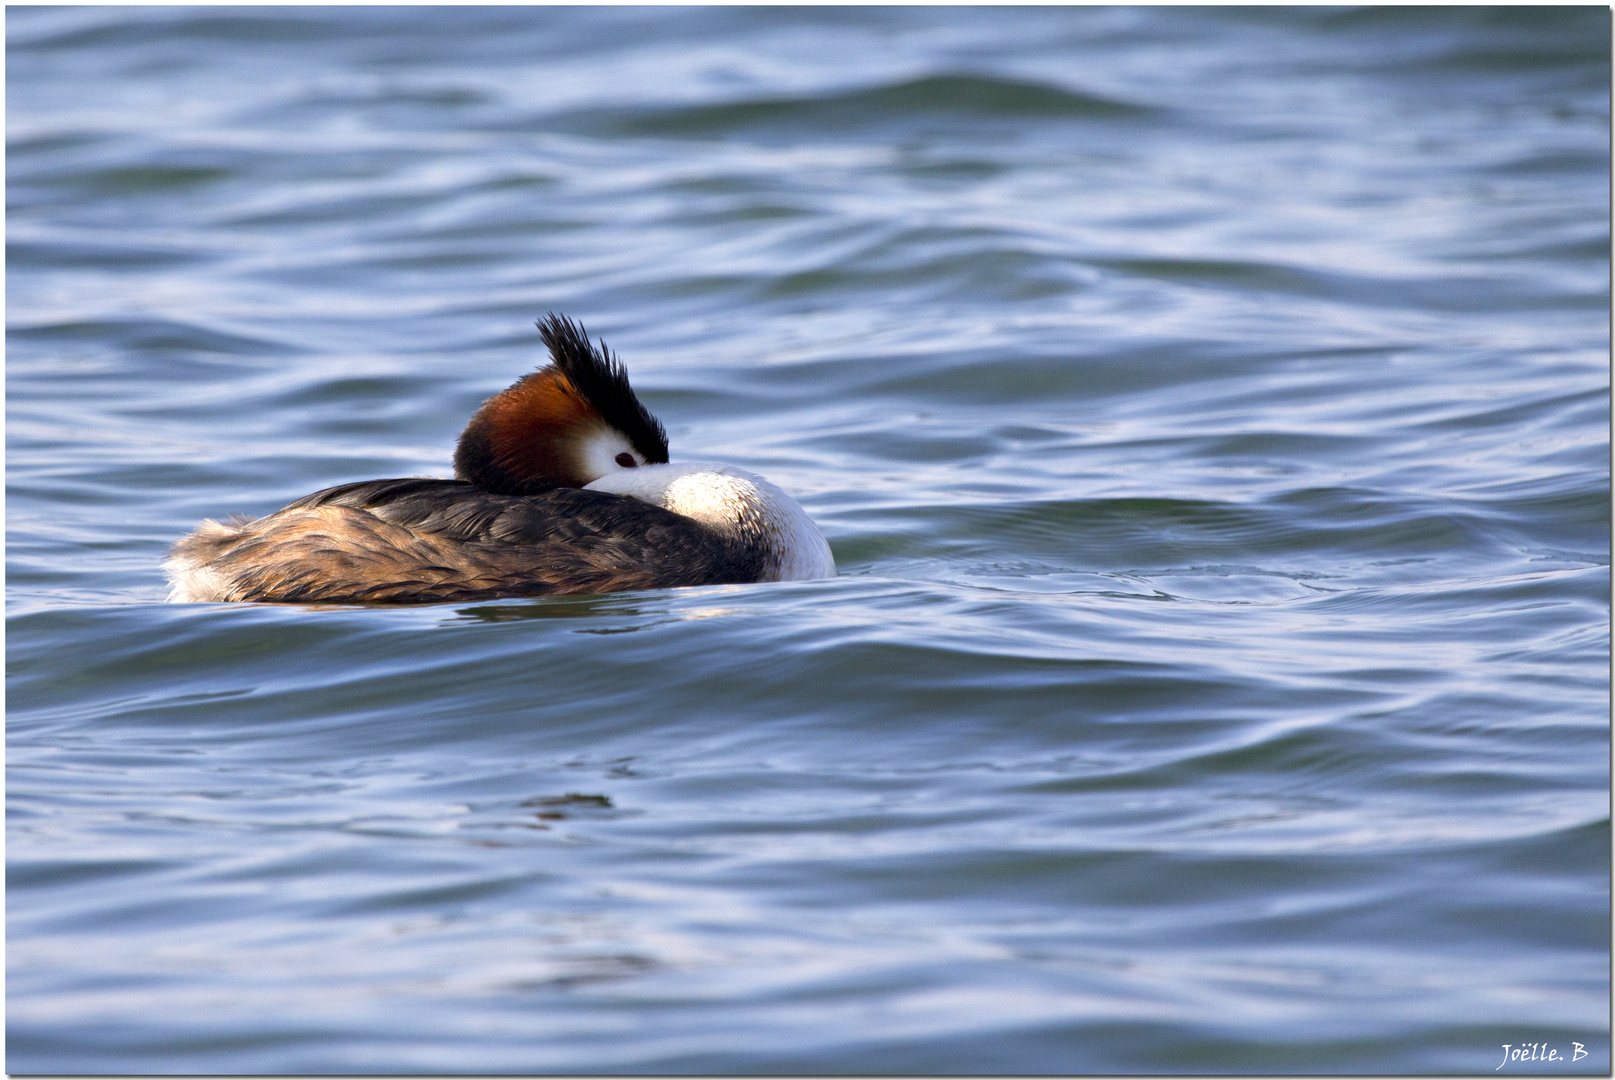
[445,588,749,628]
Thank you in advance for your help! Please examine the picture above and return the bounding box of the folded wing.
[167,478,758,604]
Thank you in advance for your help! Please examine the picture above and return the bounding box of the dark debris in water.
[521,792,615,820]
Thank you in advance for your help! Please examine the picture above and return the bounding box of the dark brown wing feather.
[172,478,763,604]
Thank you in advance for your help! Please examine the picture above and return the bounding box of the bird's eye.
[615,453,637,468]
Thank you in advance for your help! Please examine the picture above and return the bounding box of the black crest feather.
[538,313,669,464]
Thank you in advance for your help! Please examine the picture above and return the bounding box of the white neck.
[585,462,835,582]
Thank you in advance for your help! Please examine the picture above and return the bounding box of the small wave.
[8,317,299,358]
[567,73,1154,138]
[13,163,235,200]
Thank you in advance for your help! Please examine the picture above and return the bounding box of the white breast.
[585,462,835,582]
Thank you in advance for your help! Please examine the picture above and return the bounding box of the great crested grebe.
[165,314,834,604]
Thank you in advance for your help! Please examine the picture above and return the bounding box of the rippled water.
[7,7,1610,1073]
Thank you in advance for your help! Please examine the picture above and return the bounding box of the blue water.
[7,6,1610,1073]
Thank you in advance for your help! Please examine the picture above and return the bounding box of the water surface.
[7,7,1610,1073]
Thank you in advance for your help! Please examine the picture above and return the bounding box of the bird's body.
[165,316,833,604]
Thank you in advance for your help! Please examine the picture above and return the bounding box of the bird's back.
[166,478,760,604]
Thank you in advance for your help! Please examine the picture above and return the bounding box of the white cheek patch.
[575,427,640,483]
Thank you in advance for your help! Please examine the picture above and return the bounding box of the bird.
[165,314,834,604]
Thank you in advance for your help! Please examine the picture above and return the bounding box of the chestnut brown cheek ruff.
[453,369,596,495]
